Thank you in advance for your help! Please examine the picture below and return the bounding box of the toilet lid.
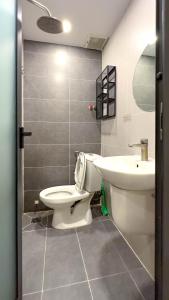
[74,152,86,191]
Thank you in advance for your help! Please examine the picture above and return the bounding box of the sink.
[94,155,155,190]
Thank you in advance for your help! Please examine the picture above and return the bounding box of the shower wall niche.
[24,40,101,212]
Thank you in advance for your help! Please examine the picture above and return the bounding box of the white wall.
[102,0,155,277]
[102,0,155,159]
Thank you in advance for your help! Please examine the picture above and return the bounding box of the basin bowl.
[94,155,155,191]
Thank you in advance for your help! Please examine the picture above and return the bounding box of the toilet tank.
[84,154,102,192]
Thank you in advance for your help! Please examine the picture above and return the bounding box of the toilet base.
[52,196,93,229]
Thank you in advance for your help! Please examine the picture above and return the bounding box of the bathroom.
[2,0,167,299]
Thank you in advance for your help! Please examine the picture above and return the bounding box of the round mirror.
[133,43,155,112]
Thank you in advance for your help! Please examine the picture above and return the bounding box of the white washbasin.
[94,155,155,190]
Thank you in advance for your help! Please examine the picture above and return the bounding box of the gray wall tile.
[70,123,101,144]
[24,40,101,212]
[68,45,101,60]
[70,101,96,122]
[69,58,101,80]
[70,144,101,165]
[24,40,67,55]
[24,51,69,76]
[70,165,76,185]
[24,75,69,100]
[24,166,69,190]
[70,80,96,101]
[24,99,69,122]
[24,190,46,212]
[25,144,69,167]
[24,122,69,145]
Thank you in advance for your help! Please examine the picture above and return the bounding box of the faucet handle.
[140,138,148,144]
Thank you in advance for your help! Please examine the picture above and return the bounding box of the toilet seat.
[40,185,90,206]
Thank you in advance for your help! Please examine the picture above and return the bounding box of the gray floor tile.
[102,221,142,270]
[130,268,155,300]
[90,273,143,300]
[22,230,46,294]
[23,292,42,300]
[43,229,86,289]
[24,222,46,232]
[42,283,91,300]
[77,221,126,279]
[22,214,32,228]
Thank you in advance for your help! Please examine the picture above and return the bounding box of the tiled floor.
[22,213,155,300]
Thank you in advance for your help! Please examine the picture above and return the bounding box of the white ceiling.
[22,0,132,48]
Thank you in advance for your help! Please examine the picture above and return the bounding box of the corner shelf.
[96,65,116,120]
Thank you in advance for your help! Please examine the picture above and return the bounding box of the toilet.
[40,153,101,229]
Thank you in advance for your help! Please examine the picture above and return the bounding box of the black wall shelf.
[96,65,116,120]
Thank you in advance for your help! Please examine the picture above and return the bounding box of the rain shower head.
[37,16,63,34]
[26,0,64,34]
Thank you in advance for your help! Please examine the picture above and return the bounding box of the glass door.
[0,0,21,299]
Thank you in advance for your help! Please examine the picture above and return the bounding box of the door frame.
[16,0,23,298]
[16,0,169,299]
[156,0,169,299]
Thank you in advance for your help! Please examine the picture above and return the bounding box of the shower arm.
[26,0,52,17]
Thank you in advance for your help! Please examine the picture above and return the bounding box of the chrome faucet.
[128,139,148,161]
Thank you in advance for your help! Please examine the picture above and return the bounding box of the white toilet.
[40,153,101,229]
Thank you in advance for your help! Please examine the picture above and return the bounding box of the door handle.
[19,127,32,149]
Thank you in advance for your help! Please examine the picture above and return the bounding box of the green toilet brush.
[101,180,109,216]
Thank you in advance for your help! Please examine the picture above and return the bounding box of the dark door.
[156,0,169,299]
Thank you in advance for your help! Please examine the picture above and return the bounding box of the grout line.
[23,291,42,297]
[75,229,94,300]
[23,228,46,233]
[113,245,145,300]
[25,165,69,169]
[68,78,71,184]
[43,280,88,293]
[107,219,148,298]
[23,270,131,297]
[25,143,100,146]
[127,271,145,300]
[41,227,48,300]
[22,218,32,230]
[24,98,96,103]
[24,166,69,169]
[24,50,101,62]
[24,121,98,124]
[89,271,127,282]
[109,219,153,278]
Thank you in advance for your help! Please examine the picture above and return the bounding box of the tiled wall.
[24,40,101,212]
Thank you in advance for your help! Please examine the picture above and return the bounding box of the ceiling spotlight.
[63,19,72,33]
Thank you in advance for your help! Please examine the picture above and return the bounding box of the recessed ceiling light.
[62,19,72,33]
[148,35,157,45]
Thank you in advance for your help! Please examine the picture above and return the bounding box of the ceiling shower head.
[26,0,70,34]
[37,16,63,34]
